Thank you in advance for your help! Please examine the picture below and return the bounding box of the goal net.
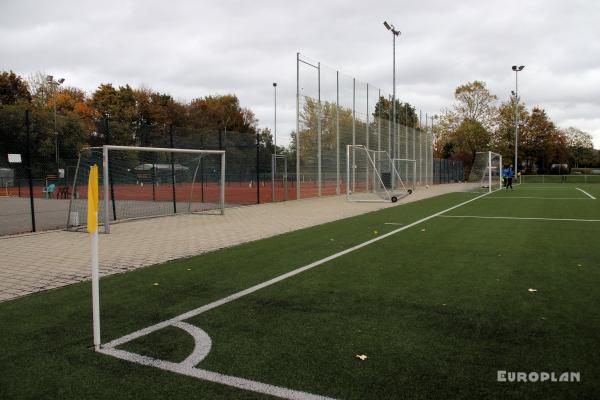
[393,158,417,191]
[467,151,502,192]
[67,145,225,232]
[346,145,412,202]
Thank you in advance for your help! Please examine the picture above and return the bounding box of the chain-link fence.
[1,109,284,235]
[296,54,434,200]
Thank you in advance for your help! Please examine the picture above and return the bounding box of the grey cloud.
[1,0,599,146]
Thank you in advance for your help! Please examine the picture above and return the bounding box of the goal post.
[467,151,502,193]
[67,145,226,233]
[393,158,417,191]
[346,145,413,203]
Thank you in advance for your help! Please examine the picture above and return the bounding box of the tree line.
[433,81,598,174]
[0,70,280,175]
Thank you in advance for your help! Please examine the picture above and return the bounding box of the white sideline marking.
[576,187,596,200]
[439,215,600,223]
[384,222,405,225]
[484,196,590,200]
[100,190,493,399]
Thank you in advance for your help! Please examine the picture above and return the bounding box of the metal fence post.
[169,124,177,213]
[25,110,36,232]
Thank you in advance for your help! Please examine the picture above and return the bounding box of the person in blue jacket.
[505,164,515,189]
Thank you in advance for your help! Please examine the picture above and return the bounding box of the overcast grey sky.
[2,0,599,147]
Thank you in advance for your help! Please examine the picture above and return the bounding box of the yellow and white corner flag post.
[88,165,101,350]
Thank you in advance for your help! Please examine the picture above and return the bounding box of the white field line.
[484,196,590,200]
[99,190,493,400]
[576,187,596,200]
[439,215,600,223]
[384,222,405,225]
[513,187,574,190]
[99,347,335,400]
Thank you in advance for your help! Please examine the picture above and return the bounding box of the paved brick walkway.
[0,184,473,302]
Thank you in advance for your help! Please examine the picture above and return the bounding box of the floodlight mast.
[46,75,65,172]
[511,65,524,174]
[273,82,277,154]
[383,21,401,159]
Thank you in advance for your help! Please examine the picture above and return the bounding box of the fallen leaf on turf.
[187,268,191,271]
[528,288,537,292]
[577,264,582,267]
[421,229,426,232]
[356,354,368,361]
[330,238,335,241]
[373,230,378,234]
[153,283,159,286]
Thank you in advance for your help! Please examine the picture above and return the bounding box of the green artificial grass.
[1,186,599,399]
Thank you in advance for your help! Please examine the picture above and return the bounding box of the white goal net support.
[346,145,412,202]
[67,145,225,233]
[467,151,502,193]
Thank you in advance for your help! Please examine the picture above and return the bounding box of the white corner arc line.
[171,321,212,368]
[99,347,335,400]
[576,187,596,199]
[439,215,600,222]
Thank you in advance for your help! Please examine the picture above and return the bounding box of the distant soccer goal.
[468,151,502,192]
[346,145,412,203]
[67,145,225,233]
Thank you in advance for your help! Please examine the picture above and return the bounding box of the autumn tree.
[434,81,497,169]
[490,97,529,160]
[520,107,567,172]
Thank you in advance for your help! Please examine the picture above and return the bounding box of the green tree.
[372,96,418,127]
[562,127,597,168]
[0,71,31,105]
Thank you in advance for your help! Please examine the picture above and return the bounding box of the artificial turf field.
[1,183,599,399]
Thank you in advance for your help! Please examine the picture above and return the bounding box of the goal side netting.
[467,151,502,192]
[346,145,413,203]
[67,145,225,232]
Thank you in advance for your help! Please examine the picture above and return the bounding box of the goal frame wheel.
[391,196,398,203]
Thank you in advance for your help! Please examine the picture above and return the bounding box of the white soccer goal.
[67,145,226,233]
[346,145,413,203]
[271,154,288,202]
[393,158,417,191]
[468,151,502,192]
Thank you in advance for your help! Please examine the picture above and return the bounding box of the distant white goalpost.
[346,145,413,203]
[468,151,502,193]
[68,145,226,233]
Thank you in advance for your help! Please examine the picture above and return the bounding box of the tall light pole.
[273,82,277,154]
[383,21,401,158]
[511,65,524,173]
[46,75,65,172]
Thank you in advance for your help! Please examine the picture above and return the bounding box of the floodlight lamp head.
[273,82,277,87]
[383,21,391,30]
[512,66,517,71]
[518,65,525,71]
[58,78,65,84]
